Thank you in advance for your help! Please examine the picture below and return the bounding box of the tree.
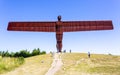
[0,51,2,56]
[4,51,10,57]
[32,48,40,56]
[41,51,46,54]
[0,48,46,58]
[10,52,15,57]
[19,50,31,58]
[14,52,20,57]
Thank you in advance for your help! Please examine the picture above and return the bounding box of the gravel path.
[45,53,63,75]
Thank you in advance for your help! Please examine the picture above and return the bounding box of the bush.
[19,50,31,58]
[0,48,46,58]
[41,51,46,54]
[32,48,40,56]
[17,57,24,65]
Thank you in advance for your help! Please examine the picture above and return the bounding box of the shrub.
[0,48,46,58]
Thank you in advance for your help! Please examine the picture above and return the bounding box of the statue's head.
[57,15,61,21]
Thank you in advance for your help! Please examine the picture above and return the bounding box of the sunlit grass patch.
[0,56,24,74]
[0,54,53,75]
[88,66,120,73]
[55,53,120,75]
[22,54,53,75]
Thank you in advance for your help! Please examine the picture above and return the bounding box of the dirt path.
[45,53,63,75]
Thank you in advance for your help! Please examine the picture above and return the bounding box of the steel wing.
[7,22,56,32]
[62,21,113,32]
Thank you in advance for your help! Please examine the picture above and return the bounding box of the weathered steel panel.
[8,22,56,32]
[62,21,113,32]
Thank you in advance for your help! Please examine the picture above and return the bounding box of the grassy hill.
[55,53,120,75]
[1,53,120,75]
[0,54,52,75]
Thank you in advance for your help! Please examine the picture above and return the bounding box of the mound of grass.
[0,56,24,74]
[23,54,53,75]
[55,53,120,75]
[0,54,53,75]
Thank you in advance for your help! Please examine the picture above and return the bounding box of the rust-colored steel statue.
[7,16,113,52]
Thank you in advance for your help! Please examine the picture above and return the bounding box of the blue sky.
[0,0,120,55]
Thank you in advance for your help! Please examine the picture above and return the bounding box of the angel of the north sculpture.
[7,16,113,52]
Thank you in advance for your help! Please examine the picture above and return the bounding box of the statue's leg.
[56,34,63,52]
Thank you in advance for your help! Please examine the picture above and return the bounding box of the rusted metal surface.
[8,22,56,32]
[62,21,113,32]
[7,16,113,52]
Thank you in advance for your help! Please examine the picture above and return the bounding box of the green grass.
[0,56,24,74]
[1,53,120,75]
[55,53,120,75]
[23,54,53,75]
[0,54,53,75]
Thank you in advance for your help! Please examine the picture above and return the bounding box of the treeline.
[0,48,46,58]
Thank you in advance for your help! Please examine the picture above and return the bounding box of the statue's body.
[7,16,113,52]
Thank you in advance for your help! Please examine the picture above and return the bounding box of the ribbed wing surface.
[62,21,113,32]
[7,22,56,32]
